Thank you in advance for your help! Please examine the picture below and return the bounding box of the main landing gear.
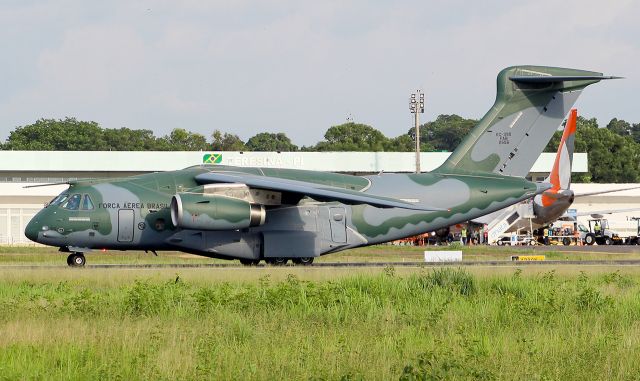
[239,257,315,266]
[66,252,86,267]
[291,257,314,266]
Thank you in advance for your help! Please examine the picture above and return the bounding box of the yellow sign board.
[511,255,546,261]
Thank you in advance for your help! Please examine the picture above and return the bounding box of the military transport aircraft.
[25,65,615,266]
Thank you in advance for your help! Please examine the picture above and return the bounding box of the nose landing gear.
[67,253,86,267]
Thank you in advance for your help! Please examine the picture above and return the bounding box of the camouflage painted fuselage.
[26,165,543,260]
[26,65,611,261]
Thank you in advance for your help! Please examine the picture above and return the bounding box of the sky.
[0,0,638,146]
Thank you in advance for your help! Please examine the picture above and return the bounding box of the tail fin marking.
[435,66,613,177]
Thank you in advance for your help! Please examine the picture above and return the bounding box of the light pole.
[410,90,425,173]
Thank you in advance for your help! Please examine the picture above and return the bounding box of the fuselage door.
[329,207,347,243]
[117,209,135,242]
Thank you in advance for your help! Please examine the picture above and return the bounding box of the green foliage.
[544,116,640,183]
[574,272,613,311]
[607,118,632,136]
[412,114,478,152]
[2,118,211,151]
[3,118,105,150]
[384,134,420,152]
[125,278,190,316]
[245,132,298,151]
[417,268,476,296]
[102,128,160,151]
[400,347,495,381]
[4,112,640,183]
[158,128,209,151]
[211,130,247,151]
[1,270,640,379]
[600,270,636,289]
[314,122,388,151]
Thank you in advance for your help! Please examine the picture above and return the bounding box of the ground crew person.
[594,221,601,234]
[461,227,467,245]
[543,227,550,245]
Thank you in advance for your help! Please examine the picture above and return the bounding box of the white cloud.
[0,0,638,144]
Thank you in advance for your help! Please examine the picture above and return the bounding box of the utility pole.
[410,90,425,173]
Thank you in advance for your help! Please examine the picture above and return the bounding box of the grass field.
[2,243,640,266]
[1,263,640,380]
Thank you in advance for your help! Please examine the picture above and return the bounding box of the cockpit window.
[81,194,95,210]
[62,194,82,210]
[47,194,69,207]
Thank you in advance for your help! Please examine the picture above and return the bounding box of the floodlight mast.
[410,90,425,173]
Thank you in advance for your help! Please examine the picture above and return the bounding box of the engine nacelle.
[170,193,265,231]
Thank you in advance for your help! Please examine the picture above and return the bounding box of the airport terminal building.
[2,150,637,243]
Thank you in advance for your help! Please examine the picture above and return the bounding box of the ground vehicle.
[535,222,577,246]
[625,217,640,245]
[496,234,537,246]
[584,218,624,245]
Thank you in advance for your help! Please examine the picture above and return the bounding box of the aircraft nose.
[24,218,40,243]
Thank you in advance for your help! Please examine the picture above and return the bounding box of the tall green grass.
[1,269,639,379]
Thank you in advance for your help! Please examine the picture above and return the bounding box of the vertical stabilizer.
[541,109,577,206]
[435,66,614,177]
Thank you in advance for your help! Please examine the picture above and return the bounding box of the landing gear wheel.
[67,253,86,267]
[562,237,571,246]
[584,234,595,246]
[265,258,288,266]
[239,259,260,266]
[292,257,314,266]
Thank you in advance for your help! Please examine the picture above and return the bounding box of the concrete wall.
[0,151,587,175]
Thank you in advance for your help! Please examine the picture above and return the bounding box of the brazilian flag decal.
[203,153,223,164]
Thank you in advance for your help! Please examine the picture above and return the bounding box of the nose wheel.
[67,253,86,267]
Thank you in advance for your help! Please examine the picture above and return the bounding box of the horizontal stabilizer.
[195,172,446,211]
[567,207,640,218]
[575,185,640,198]
[510,75,622,83]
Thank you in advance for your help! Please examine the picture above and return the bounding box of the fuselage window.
[47,194,69,207]
[62,194,82,210]
[82,194,95,210]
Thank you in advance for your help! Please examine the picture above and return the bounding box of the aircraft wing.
[561,207,640,219]
[574,185,640,198]
[195,172,446,212]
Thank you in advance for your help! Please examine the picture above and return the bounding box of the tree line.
[1,115,640,183]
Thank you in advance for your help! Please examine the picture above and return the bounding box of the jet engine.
[170,193,265,230]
